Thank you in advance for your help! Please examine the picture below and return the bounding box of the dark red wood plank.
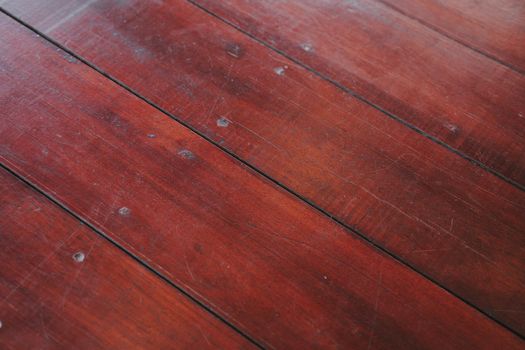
[190,0,525,187]
[2,0,525,334]
[0,168,253,349]
[377,0,525,73]
[0,13,524,349]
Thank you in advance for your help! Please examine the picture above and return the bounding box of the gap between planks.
[374,0,525,75]
[182,0,525,193]
[0,163,266,350]
[1,8,524,341]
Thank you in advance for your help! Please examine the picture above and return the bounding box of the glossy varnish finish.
[0,167,252,349]
[377,0,525,73]
[2,0,525,335]
[191,0,525,186]
[0,13,523,349]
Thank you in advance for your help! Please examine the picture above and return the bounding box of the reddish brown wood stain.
[2,0,525,335]
[0,168,252,349]
[191,0,525,185]
[0,13,524,349]
[1,0,525,348]
[378,0,525,73]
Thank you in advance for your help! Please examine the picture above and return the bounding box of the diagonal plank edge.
[185,0,525,195]
[0,11,524,349]
[0,167,254,349]
[189,0,525,188]
[376,0,525,74]
[0,163,264,349]
[1,0,525,335]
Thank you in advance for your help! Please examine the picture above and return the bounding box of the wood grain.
[0,167,253,349]
[189,0,525,186]
[377,0,525,73]
[2,0,525,335]
[0,12,524,349]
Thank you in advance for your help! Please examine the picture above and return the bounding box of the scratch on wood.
[196,323,212,346]
[0,226,82,306]
[60,240,97,308]
[44,0,97,33]
[184,259,196,281]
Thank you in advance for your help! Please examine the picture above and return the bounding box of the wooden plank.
[0,13,524,349]
[189,0,525,187]
[2,0,525,335]
[377,0,525,73]
[0,168,253,349]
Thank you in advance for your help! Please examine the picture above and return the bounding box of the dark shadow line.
[183,0,525,193]
[375,0,525,75]
[1,6,523,341]
[0,162,266,350]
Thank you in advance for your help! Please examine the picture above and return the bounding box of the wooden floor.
[1,1,524,348]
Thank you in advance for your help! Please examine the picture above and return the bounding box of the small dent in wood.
[178,149,195,159]
[72,251,85,263]
[217,117,230,128]
[443,122,458,133]
[56,48,78,64]
[300,42,314,52]
[274,66,288,76]
[226,43,243,58]
[194,243,203,253]
[118,207,131,216]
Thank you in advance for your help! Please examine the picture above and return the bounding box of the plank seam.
[0,161,266,350]
[1,8,523,340]
[375,0,525,75]
[183,0,525,193]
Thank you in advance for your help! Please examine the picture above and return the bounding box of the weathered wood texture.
[0,168,252,349]
[377,0,525,73]
[0,13,523,349]
[2,0,524,334]
[190,0,525,186]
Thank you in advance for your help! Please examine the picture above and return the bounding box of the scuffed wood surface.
[0,168,253,349]
[191,0,525,186]
[378,0,525,73]
[1,13,523,349]
[2,0,525,334]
